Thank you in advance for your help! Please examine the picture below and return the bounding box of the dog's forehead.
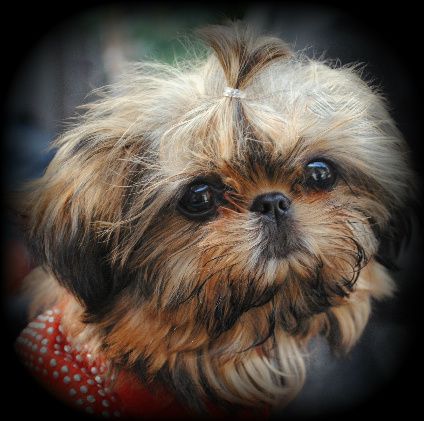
[150,58,404,200]
[157,100,335,182]
[157,68,364,168]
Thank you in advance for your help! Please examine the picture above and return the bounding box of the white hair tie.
[223,87,245,99]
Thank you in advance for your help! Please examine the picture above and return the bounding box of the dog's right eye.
[178,183,217,219]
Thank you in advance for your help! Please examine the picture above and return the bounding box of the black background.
[1,1,422,420]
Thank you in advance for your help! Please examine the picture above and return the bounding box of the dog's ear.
[375,209,412,270]
[374,191,421,271]
[14,116,154,316]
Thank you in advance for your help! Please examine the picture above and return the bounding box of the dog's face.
[21,24,415,407]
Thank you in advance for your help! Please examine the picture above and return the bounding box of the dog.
[14,22,416,419]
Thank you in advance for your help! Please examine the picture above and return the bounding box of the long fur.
[17,22,416,411]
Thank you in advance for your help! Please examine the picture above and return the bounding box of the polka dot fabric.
[16,308,269,420]
[16,308,122,418]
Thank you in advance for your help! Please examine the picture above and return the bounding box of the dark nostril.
[250,192,291,218]
[262,202,272,213]
[278,199,289,211]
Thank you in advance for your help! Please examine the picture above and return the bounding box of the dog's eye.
[304,160,337,190]
[178,183,216,218]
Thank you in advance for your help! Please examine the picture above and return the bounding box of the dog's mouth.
[258,213,300,260]
[261,237,295,260]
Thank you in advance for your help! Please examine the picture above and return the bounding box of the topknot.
[197,21,292,90]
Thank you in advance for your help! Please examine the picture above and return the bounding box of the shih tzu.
[14,22,416,419]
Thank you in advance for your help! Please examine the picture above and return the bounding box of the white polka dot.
[47,327,54,334]
[81,368,87,373]
[61,365,69,373]
[87,395,96,403]
[73,374,81,381]
[36,334,42,341]
[91,367,98,374]
[56,336,62,343]
[76,355,83,362]
[69,388,77,396]
[54,351,62,356]
[95,376,103,384]
[54,344,60,350]
[85,407,94,414]
[48,316,54,323]
[80,385,88,393]
[87,379,95,385]
[63,376,71,384]
[38,357,43,364]
[102,411,110,417]
[76,399,83,405]
[53,371,59,379]
[41,338,48,345]
[31,344,38,351]
[98,390,106,397]
[47,310,53,315]
[102,400,110,408]
[64,345,72,353]
[40,347,47,354]
[30,322,45,329]
[50,359,57,367]
[58,325,64,333]
[54,308,61,314]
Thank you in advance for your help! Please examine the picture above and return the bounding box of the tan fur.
[17,21,415,411]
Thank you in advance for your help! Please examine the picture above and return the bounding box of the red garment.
[16,308,268,420]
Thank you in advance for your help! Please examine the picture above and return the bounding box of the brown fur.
[16,21,415,411]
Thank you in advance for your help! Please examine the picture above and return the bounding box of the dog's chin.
[258,214,301,261]
[262,242,295,260]
[259,238,304,263]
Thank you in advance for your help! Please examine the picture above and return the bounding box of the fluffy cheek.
[132,211,267,308]
[157,213,280,336]
[272,197,380,333]
[293,198,379,270]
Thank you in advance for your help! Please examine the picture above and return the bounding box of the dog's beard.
[116,195,376,349]
[91,205,379,409]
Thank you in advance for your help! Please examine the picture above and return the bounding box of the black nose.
[250,192,291,220]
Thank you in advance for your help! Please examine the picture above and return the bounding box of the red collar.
[16,308,268,420]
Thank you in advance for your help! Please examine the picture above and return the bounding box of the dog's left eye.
[178,183,217,218]
[304,160,337,190]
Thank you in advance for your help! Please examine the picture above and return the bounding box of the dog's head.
[19,23,416,407]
